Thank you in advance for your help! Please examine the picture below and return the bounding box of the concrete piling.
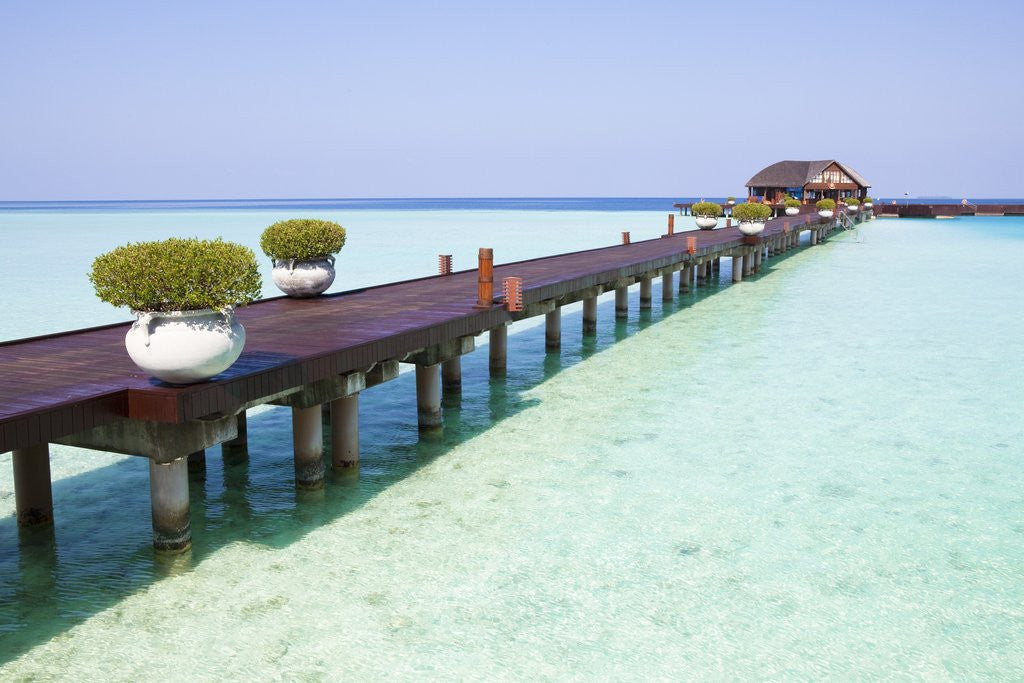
[615,286,628,319]
[732,254,743,282]
[415,364,442,430]
[545,309,561,349]
[489,324,508,376]
[221,412,248,458]
[743,252,753,276]
[679,265,691,293]
[639,277,652,308]
[662,271,674,301]
[187,449,206,476]
[12,444,53,528]
[330,394,359,469]
[441,356,462,392]
[292,405,325,488]
[582,296,598,334]
[149,457,190,552]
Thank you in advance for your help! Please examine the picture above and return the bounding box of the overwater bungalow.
[746,160,870,204]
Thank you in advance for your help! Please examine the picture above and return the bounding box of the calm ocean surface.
[1,201,1023,678]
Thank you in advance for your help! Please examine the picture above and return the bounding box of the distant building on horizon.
[745,160,870,204]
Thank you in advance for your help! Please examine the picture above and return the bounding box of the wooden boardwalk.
[1,212,834,455]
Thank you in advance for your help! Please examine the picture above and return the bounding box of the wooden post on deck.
[476,248,493,308]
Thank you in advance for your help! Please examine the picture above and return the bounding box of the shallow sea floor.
[1,217,1023,678]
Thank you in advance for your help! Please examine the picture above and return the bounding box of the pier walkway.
[2,208,866,550]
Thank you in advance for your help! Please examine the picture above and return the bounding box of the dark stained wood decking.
[0,213,826,453]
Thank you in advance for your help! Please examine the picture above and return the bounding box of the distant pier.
[1,208,870,552]
[871,203,1024,218]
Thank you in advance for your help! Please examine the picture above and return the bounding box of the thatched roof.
[746,160,869,188]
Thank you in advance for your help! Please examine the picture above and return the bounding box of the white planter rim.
[272,254,336,269]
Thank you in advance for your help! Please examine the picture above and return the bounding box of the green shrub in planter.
[844,197,860,207]
[691,201,723,217]
[784,198,802,208]
[726,196,736,202]
[863,196,874,204]
[816,199,836,211]
[260,219,347,262]
[90,238,262,312]
[732,202,773,222]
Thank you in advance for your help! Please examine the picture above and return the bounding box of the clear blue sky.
[2,1,1021,200]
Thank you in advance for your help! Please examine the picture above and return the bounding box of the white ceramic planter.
[818,210,834,218]
[738,221,765,236]
[125,308,245,384]
[272,256,336,298]
[863,202,873,209]
[695,215,719,230]
[726,200,735,205]
[785,207,800,216]
[846,205,859,212]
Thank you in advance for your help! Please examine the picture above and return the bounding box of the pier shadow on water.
[0,253,783,662]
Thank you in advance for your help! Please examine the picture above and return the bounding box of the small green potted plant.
[90,238,262,384]
[732,202,773,236]
[691,201,723,229]
[816,198,836,218]
[784,198,802,216]
[726,196,736,205]
[844,197,861,212]
[862,196,874,209]
[260,218,347,298]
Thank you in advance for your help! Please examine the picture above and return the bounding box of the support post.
[732,254,743,282]
[639,277,652,308]
[187,449,206,476]
[615,286,628,319]
[415,364,442,430]
[695,261,705,285]
[221,412,248,458]
[12,444,53,528]
[149,457,190,552]
[743,252,753,276]
[662,271,674,301]
[582,296,598,334]
[545,308,561,350]
[292,404,325,488]
[679,265,691,293]
[489,324,507,377]
[330,393,359,469]
[441,356,462,392]
[754,248,763,272]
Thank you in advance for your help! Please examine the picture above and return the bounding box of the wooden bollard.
[726,218,732,228]
[783,220,790,233]
[686,235,696,254]
[503,277,523,312]
[438,254,452,276]
[667,213,675,235]
[476,248,493,308]
[622,231,631,245]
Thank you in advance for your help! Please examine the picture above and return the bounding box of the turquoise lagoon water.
[1,207,1023,678]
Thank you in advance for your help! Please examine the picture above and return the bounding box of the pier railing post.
[476,248,493,308]
[12,444,53,528]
